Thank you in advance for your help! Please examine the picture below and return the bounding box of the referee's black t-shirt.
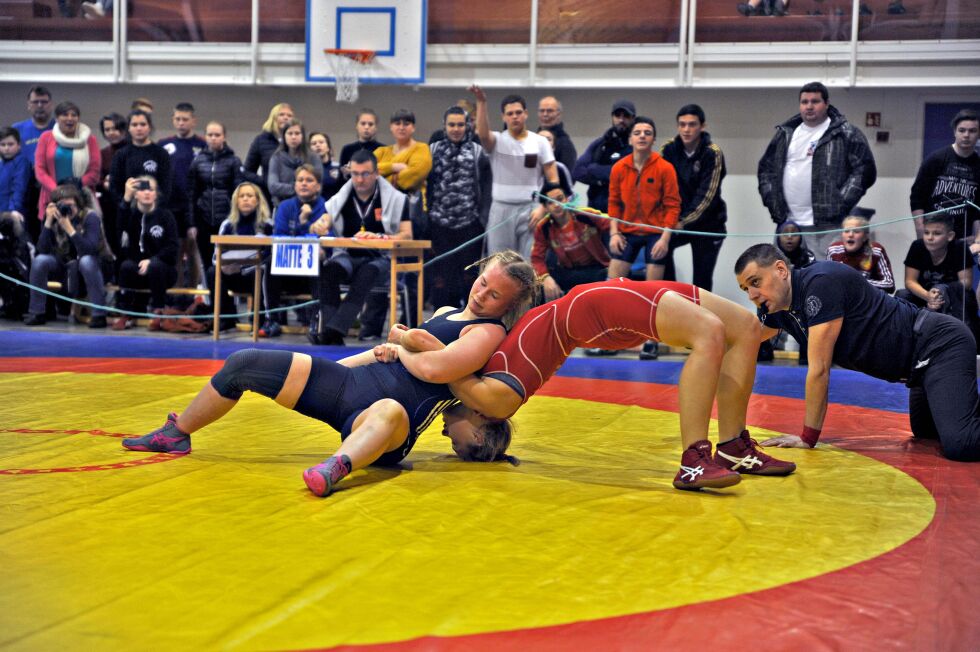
[758,261,919,383]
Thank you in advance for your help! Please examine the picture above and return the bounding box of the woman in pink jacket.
[35,101,101,217]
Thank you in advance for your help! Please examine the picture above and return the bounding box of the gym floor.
[1,326,977,650]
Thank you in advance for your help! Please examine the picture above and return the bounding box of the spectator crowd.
[1,82,978,356]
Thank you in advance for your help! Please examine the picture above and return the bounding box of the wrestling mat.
[1,331,977,650]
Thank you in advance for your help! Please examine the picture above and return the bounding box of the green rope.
[6,199,976,318]
[0,270,317,320]
[532,192,971,239]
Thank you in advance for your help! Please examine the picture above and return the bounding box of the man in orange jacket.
[593,116,681,359]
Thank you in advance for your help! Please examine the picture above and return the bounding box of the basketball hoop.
[324,49,376,103]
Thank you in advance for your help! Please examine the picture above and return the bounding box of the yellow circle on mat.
[1,373,934,650]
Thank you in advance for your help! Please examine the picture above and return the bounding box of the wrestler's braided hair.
[466,250,539,329]
[462,418,520,466]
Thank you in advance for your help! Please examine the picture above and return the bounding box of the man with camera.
[24,183,109,327]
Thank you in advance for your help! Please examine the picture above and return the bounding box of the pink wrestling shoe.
[122,413,191,454]
[673,440,741,490]
[714,430,797,476]
[303,455,352,497]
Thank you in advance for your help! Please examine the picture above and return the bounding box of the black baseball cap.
[611,100,636,117]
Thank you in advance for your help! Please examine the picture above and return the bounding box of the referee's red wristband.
[801,426,821,448]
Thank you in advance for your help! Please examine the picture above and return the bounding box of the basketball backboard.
[305,0,427,85]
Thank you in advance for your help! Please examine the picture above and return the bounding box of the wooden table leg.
[415,252,424,328]
[212,245,222,341]
[252,256,262,343]
[389,254,398,331]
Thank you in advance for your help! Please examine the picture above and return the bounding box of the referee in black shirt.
[734,243,980,462]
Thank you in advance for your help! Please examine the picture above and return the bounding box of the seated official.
[532,181,609,302]
[312,149,411,346]
[262,164,330,337]
[206,182,273,332]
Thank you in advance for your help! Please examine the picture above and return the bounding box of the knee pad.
[210,348,293,401]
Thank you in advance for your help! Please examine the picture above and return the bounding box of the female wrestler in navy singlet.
[122,251,538,497]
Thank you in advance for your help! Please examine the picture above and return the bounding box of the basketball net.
[324,49,375,104]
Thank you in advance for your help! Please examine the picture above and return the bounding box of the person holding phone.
[113,175,179,330]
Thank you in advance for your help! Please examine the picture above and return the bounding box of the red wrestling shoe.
[714,430,797,476]
[673,440,741,490]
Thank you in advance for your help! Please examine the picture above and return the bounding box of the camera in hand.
[56,202,73,218]
[136,180,152,191]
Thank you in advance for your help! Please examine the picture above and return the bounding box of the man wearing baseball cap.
[572,99,636,215]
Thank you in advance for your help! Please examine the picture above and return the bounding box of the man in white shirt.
[470,85,558,258]
[757,82,877,259]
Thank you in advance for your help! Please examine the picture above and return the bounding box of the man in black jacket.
[757,82,877,259]
[572,99,635,214]
[160,102,206,288]
[661,104,727,292]
[537,96,577,171]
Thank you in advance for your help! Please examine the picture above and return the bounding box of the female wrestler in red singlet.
[395,278,796,491]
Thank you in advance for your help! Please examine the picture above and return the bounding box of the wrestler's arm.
[449,374,523,420]
[337,349,378,368]
[397,324,507,384]
[399,328,447,352]
[338,313,454,368]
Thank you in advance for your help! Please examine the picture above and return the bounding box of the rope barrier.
[0,270,317,321]
[2,199,976,321]
[531,192,972,239]
[424,195,974,269]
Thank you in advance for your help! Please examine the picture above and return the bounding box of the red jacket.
[531,212,610,276]
[35,128,101,216]
[608,152,680,234]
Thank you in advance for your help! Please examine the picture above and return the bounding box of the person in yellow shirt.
[374,109,432,203]
[366,109,434,328]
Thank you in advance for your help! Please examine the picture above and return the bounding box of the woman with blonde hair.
[243,102,294,198]
[205,181,273,331]
[122,251,537,498]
